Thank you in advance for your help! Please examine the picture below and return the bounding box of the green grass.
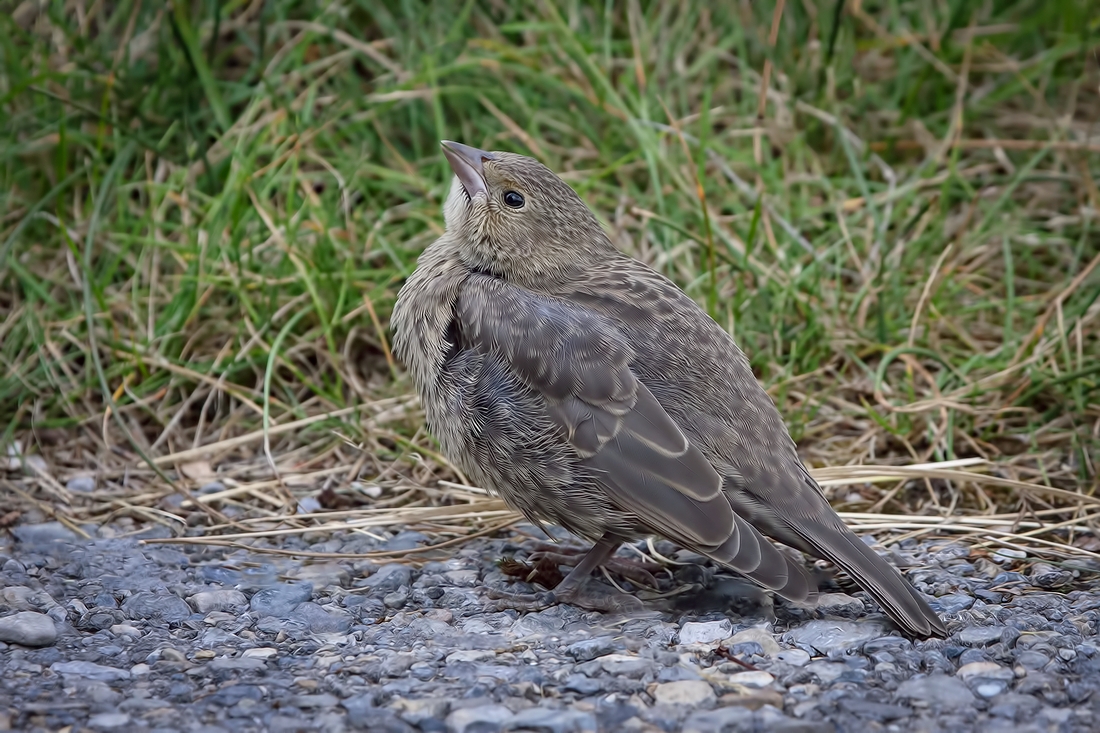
[2,0,1098,524]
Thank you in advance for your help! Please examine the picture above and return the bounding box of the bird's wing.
[455,273,810,597]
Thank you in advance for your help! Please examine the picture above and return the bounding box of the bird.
[390,140,948,639]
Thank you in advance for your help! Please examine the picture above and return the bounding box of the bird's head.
[439,141,615,284]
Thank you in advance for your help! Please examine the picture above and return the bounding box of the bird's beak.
[441,140,494,199]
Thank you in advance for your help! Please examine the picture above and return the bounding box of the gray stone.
[562,674,602,695]
[87,713,131,729]
[0,611,57,646]
[292,562,351,588]
[361,564,413,591]
[207,657,267,672]
[392,697,452,726]
[188,590,248,614]
[815,593,865,616]
[653,680,716,706]
[777,648,811,667]
[566,636,617,662]
[446,703,514,733]
[249,583,313,617]
[12,521,78,544]
[51,661,130,682]
[504,707,598,733]
[121,592,192,623]
[678,619,732,645]
[896,673,976,710]
[725,628,781,656]
[784,619,888,655]
[958,625,1005,646]
[596,653,650,677]
[66,475,97,493]
[287,602,352,633]
[682,706,754,733]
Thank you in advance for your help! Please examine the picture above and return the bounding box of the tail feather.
[790,517,947,638]
[700,514,818,605]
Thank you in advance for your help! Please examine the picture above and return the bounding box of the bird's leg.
[526,542,662,589]
[488,534,646,613]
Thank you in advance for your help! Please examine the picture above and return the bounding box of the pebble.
[189,590,248,613]
[51,660,130,682]
[815,592,865,616]
[445,703,514,733]
[653,680,717,706]
[785,619,889,655]
[0,611,57,646]
[896,673,977,710]
[66,475,97,493]
[724,628,780,656]
[250,583,314,617]
[678,619,732,645]
[776,648,811,666]
[958,625,1006,646]
[727,670,774,688]
[2,518,1098,732]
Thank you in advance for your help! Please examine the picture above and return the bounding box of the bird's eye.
[502,191,525,208]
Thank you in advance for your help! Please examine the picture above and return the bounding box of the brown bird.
[391,140,947,639]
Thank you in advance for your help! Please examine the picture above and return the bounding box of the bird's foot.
[527,544,663,589]
[485,583,647,614]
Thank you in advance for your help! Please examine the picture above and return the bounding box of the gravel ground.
[2,517,1099,733]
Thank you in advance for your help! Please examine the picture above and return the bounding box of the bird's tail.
[784,515,947,638]
[700,513,819,607]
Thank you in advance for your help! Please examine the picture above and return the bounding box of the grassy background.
[2,0,1099,542]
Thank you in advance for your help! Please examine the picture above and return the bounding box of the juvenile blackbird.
[391,141,947,639]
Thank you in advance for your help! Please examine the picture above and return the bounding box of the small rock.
[188,590,248,614]
[121,592,192,623]
[392,697,452,726]
[728,671,774,688]
[12,522,78,544]
[51,661,130,682]
[292,562,351,588]
[777,649,811,667]
[444,569,480,586]
[242,648,278,659]
[957,661,1014,682]
[562,674,602,695]
[596,653,650,677]
[86,712,131,729]
[958,626,1005,646]
[504,707,598,733]
[361,564,413,591]
[785,620,888,655]
[0,611,57,647]
[383,590,408,609]
[653,680,716,706]
[446,649,496,664]
[717,689,784,711]
[250,583,314,617]
[445,703,514,733]
[837,698,911,721]
[975,681,1008,698]
[66,475,97,493]
[725,629,780,656]
[566,636,617,662]
[896,673,976,710]
[291,693,339,709]
[678,619,732,645]
[288,602,351,633]
[815,593,865,616]
[110,624,141,638]
[933,593,975,615]
[207,657,267,672]
[681,707,754,733]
